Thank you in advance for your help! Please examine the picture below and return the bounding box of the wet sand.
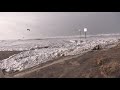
[0,51,22,60]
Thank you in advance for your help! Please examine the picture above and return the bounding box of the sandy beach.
[1,42,119,78]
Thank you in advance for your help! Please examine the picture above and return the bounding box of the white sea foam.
[0,34,120,72]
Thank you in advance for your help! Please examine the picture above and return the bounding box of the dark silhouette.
[27,29,30,31]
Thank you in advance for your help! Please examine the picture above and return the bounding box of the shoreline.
[0,38,120,78]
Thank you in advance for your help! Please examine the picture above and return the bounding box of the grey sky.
[0,12,120,40]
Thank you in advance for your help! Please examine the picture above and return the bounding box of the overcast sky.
[0,12,120,40]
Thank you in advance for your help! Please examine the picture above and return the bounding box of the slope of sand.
[9,43,120,78]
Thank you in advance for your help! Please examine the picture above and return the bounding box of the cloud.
[0,12,120,40]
